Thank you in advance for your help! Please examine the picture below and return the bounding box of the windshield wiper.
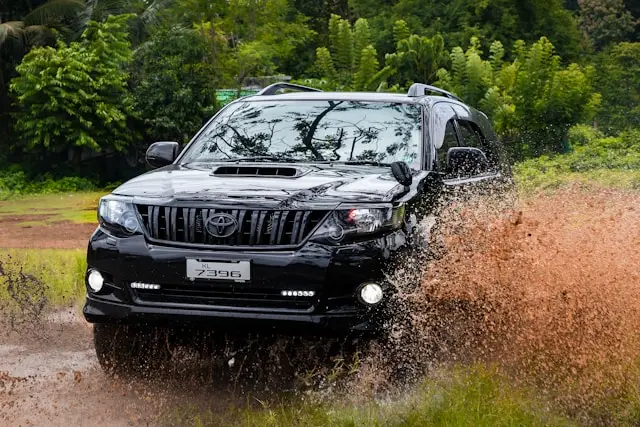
[218,156,325,163]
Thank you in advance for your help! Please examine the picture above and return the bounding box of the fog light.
[87,269,104,293]
[358,283,383,305]
[281,290,315,297]
[130,282,161,290]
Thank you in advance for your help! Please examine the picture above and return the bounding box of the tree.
[436,37,600,157]
[10,15,136,160]
[578,0,637,50]
[334,16,354,71]
[352,18,371,70]
[314,46,337,80]
[131,27,217,145]
[312,15,389,90]
[348,0,584,61]
[385,33,447,86]
[353,44,379,90]
[392,19,410,45]
[191,0,315,89]
[594,42,640,133]
[0,0,170,149]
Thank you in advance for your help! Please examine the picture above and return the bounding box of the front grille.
[136,205,328,246]
[132,284,314,311]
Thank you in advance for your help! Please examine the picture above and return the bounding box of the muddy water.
[365,187,640,418]
[1,187,639,425]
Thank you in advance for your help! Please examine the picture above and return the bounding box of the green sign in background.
[216,89,260,106]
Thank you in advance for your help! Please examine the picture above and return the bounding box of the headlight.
[98,196,142,236]
[310,204,405,244]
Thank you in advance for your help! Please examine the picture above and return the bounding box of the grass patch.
[0,191,105,224]
[0,249,87,306]
[165,366,571,427]
[514,168,640,194]
[513,126,640,194]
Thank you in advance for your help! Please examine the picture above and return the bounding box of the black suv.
[84,83,508,369]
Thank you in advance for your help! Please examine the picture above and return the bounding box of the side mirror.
[446,147,490,178]
[391,161,413,186]
[146,141,180,169]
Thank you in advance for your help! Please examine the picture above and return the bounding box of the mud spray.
[1,186,639,425]
[351,186,640,421]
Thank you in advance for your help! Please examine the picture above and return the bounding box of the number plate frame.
[186,259,251,282]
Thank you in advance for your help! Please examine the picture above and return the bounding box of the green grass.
[165,365,571,427]
[0,249,87,306]
[0,191,105,224]
[514,167,640,194]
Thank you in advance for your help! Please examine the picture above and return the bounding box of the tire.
[93,324,171,377]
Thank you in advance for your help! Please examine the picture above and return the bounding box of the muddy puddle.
[1,186,639,425]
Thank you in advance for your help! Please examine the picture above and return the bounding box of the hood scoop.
[212,165,301,177]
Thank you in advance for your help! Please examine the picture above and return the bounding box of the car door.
[440,104,503,191]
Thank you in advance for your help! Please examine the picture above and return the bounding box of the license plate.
[186,259,251,282]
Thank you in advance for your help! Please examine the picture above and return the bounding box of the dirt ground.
[0,215,95,249]
[0,311,159,426]
[0,310,245,427]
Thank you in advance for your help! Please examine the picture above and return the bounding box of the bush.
[514,126,640,191]
[10,15,136,160]
[567,124,602,146]
[0,169,97,199]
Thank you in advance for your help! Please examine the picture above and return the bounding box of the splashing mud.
[360,186,640,420]
[1,186,639,425]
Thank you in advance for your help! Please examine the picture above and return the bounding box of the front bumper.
[83,228,408,335]
[84,296,375,334]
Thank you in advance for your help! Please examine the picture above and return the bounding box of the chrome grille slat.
[269,211,281,245]
[136,205,328,247]
[151,206,160,238]
[201,208,210,244]
[256,211,268,245]
[277,211,289,244]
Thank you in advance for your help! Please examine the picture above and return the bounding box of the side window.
[437,119,459,170]
[457,119,497,167]
[431,103,458,171]
[457,120,484,148]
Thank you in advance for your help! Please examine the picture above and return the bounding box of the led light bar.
[281,290,315,297]
[130,282,161,290]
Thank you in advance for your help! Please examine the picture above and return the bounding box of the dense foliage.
[0,0,638,184]
[515,125,640,191]
[436,37,600,157]
[10,15,136,161]
[131,27,217,145]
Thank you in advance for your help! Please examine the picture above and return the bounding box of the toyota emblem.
[205,213,238,238]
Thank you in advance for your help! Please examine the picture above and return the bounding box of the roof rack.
[256,82,322,96]
[407,83,462,102]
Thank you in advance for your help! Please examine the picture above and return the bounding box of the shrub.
[10,15,136,161]
[514,126,640,191]
[0,169,96,199]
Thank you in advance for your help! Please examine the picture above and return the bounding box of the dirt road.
[0,215,95,249]
[0,311,164,426]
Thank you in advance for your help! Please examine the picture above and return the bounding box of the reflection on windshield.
[181,100,422,166]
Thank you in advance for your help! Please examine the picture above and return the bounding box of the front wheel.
[93,324,171,377]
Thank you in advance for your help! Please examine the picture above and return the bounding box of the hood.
[113,163,407,208]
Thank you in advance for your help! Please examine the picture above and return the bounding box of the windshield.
[180,100,422,167]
